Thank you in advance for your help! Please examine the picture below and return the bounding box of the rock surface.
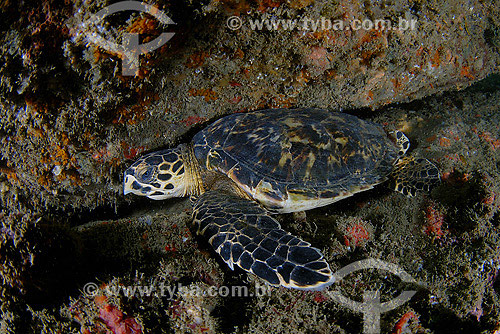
[0,0,499,333]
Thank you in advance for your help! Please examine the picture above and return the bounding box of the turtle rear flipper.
[390,157,441,197]
[192,191,334,290]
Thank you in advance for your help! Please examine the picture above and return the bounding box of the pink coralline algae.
[99,304,143,334]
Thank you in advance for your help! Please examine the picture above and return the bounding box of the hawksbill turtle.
[123,108,440,290]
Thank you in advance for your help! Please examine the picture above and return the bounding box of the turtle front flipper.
[192,191,334,290]
[390,157,441,196]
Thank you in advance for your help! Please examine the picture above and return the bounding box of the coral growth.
[338,217,374,248]
[423,200,447,239]
[99,304,143,334]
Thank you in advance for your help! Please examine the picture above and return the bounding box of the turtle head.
[123,146,190,200]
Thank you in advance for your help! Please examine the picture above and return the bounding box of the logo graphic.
[329,258,418,334]
[80,1,175,76]
[226,16,243,30]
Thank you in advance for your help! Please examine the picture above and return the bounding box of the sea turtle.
[123,108,440,290]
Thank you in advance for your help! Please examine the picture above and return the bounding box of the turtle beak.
[124,186,132,195]
[123,173,133,195]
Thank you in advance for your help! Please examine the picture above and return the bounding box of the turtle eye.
[139,166,156,183]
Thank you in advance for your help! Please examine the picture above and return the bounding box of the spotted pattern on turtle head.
[123,147,187,199]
